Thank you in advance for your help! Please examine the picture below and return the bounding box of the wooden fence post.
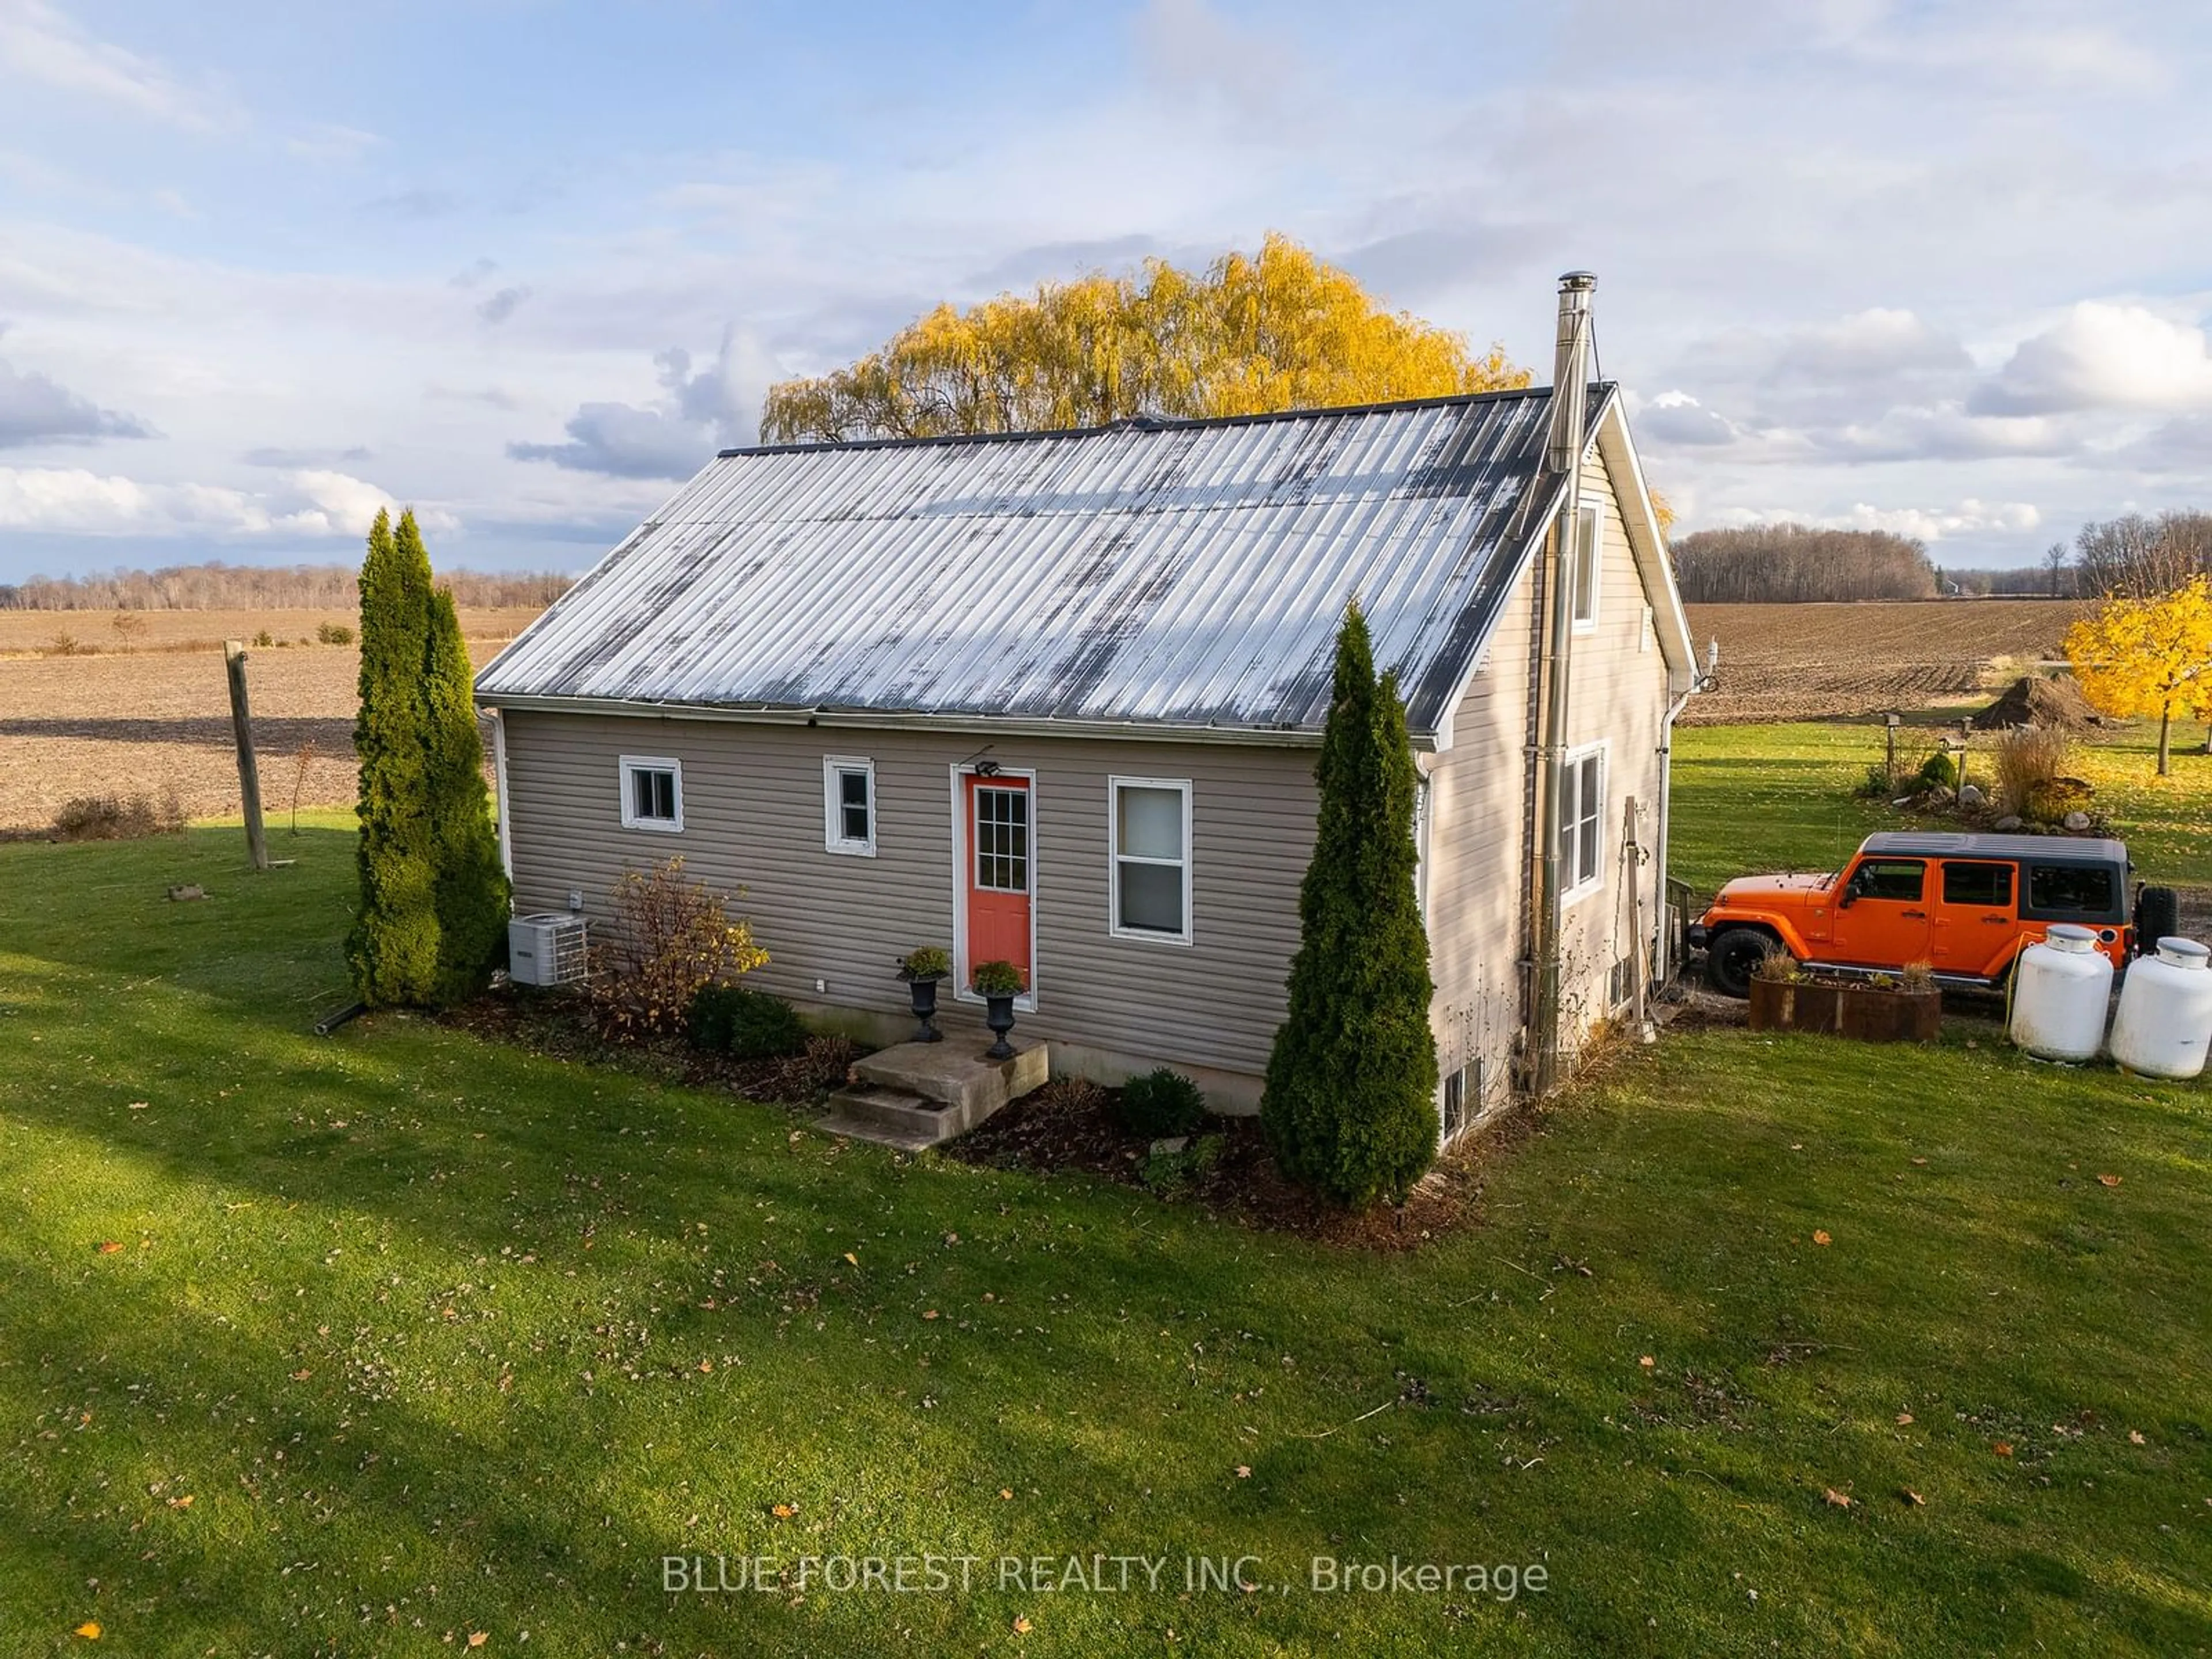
[223,639,270,872]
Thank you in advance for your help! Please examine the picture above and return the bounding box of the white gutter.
[1651,683,1695,981]
[471,692,1373,751]
[489,707,513,883]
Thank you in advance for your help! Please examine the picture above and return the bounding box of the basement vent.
[509,912,589,987]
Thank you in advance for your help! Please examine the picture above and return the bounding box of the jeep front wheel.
[1705,927,1777,998]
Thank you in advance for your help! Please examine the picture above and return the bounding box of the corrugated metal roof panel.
[476,385,1607,740]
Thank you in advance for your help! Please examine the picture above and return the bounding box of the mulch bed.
[945,1078,1519,1252]
[438,984,858,1103]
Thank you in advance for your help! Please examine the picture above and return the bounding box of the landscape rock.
[1957,783,1986,808]
[1149,1136,1189,1157]
[2062,810,2093,832]
[1994,815,2024,832]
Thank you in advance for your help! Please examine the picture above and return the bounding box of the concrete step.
[812,1110,940,1154]
[829,1085,946,1132]
[853,1036,1048,1116]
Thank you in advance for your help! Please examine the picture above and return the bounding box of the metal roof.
[476,385,1611,741]
[1861,832,2127,864]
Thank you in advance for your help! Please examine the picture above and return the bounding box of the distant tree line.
[1668,524,1938,603]
[0,561,573,611]
[1945,512,2212,600]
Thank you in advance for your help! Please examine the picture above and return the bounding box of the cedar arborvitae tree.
[422,573,511,1003]
[1260,604,1440,1207]
[347,507,440,1005]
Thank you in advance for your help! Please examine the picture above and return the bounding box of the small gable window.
[824,757,876,856]
[1571,503,1601,629]
[619,755,683,833]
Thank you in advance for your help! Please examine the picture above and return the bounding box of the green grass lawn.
[1671,716,2212,897]
[2,805,2209,1653]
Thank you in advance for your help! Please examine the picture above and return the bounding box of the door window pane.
[1850,859,1925,901]
[1942,862,2012,907]
[975,787,1028,893]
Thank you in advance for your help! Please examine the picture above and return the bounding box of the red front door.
[964,775,1032,993]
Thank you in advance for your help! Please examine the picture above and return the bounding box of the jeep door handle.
[1902,909,1926,918]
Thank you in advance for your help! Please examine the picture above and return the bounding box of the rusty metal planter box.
[1748,980,1940,1043]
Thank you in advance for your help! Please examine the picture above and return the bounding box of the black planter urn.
[906,975,945,1043]
[982,992,1018,1060]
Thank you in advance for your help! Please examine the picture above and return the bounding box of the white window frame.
[1108,776,1194,946]
[823,756,877,857]
[618,754,683,834]
[1570,502,1602,632]
[1560,741,1606,903]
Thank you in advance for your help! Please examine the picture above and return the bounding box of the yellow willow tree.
[759,233,1531,443]
[2063,575,2212,776]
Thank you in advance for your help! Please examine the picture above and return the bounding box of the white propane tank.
[2109,937,2212,1081]
[2008,923,2114,1062]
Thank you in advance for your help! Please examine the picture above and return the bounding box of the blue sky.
[1,0,2209,581]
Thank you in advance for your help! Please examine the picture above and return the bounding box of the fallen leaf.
[842,1252,858,1266]
[771,1502,798,1518]
[1900,1488,1925,1507]
[1812,1230,1833,1247]
[999,1488,1013,1500]
[1911,1157,1928,1166]
[2097,1174,2122,1188]
[1013,1616,1032,1635]
[2129,1430,2146,1445]
[1823,1488,1853,1508]
[74,1621,101,1639]
[1896,1412,1914,1426]
[166,1495,193,1509]
[697,1358,713,1373]
[1994,1441,2014,1457]
[923,1310,940,1321]
[96,1241,123,1255]
[468,1635,488,1650]
[1235,1465,1252,1479]
[127,1101,148,1111]
[290,1369,312,1382]
[1638,1355,1655,1370]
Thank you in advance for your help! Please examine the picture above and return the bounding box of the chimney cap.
[1558,270,1598,291]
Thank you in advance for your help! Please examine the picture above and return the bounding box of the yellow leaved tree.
[760,234,1531,444]
[2063,575,2212,775]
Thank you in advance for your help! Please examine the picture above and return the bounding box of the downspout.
[1530,271,1597,1098]
[1652,682,1694,986]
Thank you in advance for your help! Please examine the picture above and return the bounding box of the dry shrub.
[1993,725,2071,816]
[759,1034,859,1100]
[51,789,185,841]
[583,857,768,1041]
[1752,944,1801,984]
[41,631,93,657]
[1032,1074,1108,1115]
[1900,960,1937,995]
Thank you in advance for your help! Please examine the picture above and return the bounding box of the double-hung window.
[1571,503,1601,630]
[1110,778,1191,943]
[618,755,683,833]
[1560,744,1604,898]
[824,757,876,856]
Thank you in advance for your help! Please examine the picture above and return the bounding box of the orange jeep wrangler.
[1688,832,2167,998]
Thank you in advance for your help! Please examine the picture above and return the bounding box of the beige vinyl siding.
[1423,447,1675,1125]
[499,712,1317,1085]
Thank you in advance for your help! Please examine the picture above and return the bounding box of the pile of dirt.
[1971,675,2111,733]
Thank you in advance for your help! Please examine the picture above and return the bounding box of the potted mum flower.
[895,946,951,1043]
[969,959,1025,1059]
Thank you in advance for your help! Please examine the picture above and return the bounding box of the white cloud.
[1714,498,2042,541]
[1974,302,2212,415]
[0,0,228,130]
[0,463,454,538]
[510,327,779,478]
